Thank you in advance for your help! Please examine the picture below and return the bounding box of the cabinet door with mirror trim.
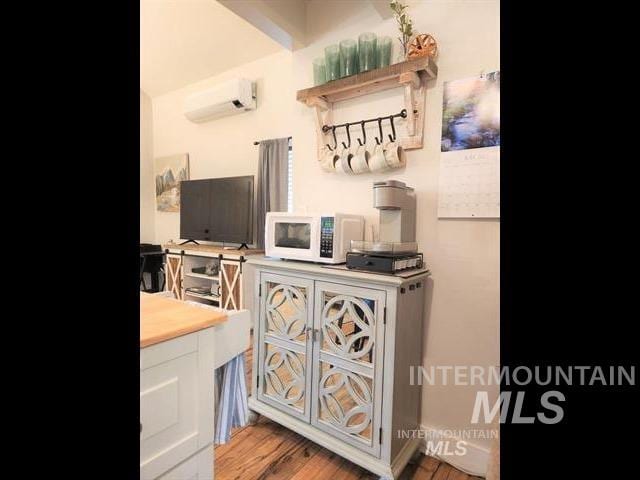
[257,273,314,422]
[310,281,386,457]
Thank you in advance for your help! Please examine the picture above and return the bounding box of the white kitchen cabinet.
[156,445,213,480]
[140,328,215,480]
[140,291,252,480]
[246,257,430,480]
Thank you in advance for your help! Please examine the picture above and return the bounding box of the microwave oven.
[265,212,365,264]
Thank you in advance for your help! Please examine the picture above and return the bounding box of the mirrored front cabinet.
[247,258,430,479]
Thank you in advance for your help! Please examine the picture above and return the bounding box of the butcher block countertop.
[140,292,227,348]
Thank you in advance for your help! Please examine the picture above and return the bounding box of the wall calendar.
[437,147,500,218]
[438,71,500,218]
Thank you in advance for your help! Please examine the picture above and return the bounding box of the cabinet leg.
[247,409,260,425]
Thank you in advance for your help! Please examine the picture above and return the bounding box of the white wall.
[140,90,155,243]
[152,50,294,244]
[293,0,500,468]
[148,0,499,472]
[218,0,308,49]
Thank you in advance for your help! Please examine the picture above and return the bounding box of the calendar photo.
[441,71,500,152]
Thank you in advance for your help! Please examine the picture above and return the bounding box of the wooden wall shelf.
[296,56,437,156]
[297,56,437,104]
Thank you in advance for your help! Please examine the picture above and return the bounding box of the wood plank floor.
[214,339,482,480]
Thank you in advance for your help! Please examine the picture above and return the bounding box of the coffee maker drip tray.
[350,240,418,256]
[346,251,424,274]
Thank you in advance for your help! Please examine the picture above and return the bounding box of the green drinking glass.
[377,36,392,68]
[324,44,340,82]
[358,32,377,72]
[339,39,358,77]
[313,57,326,86]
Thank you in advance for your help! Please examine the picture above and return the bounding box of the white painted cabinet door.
[140,329,216,479]
[310,281,386,457]
[257,273,314,422]
[156,446,213,480]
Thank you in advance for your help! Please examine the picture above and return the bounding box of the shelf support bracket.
[306,96,333,159]
[398,71,427,150]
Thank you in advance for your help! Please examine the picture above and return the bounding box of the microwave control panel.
[320,217,335,258]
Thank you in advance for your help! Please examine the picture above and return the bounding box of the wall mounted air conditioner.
[183,78,256,123]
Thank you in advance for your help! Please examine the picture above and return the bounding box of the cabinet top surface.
[246,256,431,286]
[163,242,264,257]
[140,293,227,348]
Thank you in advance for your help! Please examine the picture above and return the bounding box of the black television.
[180,175,254,247]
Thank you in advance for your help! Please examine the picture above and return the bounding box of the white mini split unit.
[183,78,256,123]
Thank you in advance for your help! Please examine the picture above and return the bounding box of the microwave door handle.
[312,218,322,260]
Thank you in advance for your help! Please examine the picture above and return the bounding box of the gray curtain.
[256,138,289,248]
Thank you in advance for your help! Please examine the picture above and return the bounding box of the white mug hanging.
[369,141,389,172]
[335,145,353,174]
[383,140,405,169]
[348,143,370,174]
[319,147,337,172]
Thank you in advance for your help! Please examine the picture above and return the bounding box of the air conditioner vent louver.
[183,78,256,123]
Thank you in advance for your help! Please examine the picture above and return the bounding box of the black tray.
[345,252,423,274]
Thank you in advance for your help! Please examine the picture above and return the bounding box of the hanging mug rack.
[322,109,409,151]
[317,108,412,174]
[295,56,438,173]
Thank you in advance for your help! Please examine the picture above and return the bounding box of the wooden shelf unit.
[184,272,219,281]
[184,290,220,302]
[163,243,262,310]
[296,56,437,152]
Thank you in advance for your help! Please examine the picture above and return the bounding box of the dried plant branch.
[390,0,414,57]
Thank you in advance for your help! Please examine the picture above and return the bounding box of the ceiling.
[140,0,284,97]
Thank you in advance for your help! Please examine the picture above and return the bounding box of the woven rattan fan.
[407,34,437,60]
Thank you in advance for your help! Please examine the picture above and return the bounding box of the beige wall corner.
[140,89,155,243]
[420,423,491,477]
[218,0,308,50]
[486,430,500,480]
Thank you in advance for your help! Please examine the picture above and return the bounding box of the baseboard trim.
[419,424,490,477]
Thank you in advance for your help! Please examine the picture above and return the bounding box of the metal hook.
[375,118,383,145]
[357,121,366,146]
[325,126,338,151]
[324,109,406,148]
[342,123,351,149]
[388,115,397,142]
[325,130,333,151]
